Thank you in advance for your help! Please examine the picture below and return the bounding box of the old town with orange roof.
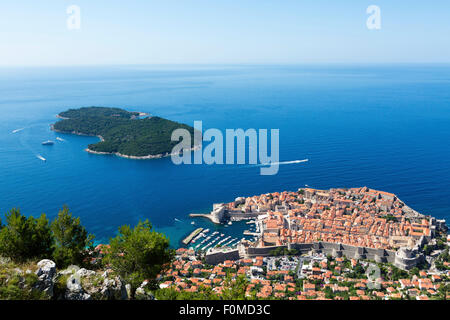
[157,187,449,300]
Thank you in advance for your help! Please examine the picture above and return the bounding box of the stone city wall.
[246,241,422,270]
[205,249,240,265]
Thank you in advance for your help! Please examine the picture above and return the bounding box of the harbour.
[182,227,203,245]
[190,230,243,252]
[179,214,261,253]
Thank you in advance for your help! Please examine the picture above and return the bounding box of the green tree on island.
[104,220,174,295]
[51,205,94,268]
[53,107,196,157]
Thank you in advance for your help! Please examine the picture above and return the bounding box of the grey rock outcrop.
[135,280,155,300]
[76,268,96,278]
[125,284,132,299]
[65,274,91,300]
[100,274,128,300]
[27,260,137,300]
[60,267,128,300]
[34,259,56,297]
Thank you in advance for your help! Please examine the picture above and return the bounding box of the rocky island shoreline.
[84,143,201,160]
[51,106,197,160]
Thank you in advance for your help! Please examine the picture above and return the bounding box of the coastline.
[52,123,200,160]
[84,144,201,160]
[51,124,102,140]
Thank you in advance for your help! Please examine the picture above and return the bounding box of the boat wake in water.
[255,159,309,167]
[12,128,25,133]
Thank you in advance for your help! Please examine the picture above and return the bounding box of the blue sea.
[0,64,449,247]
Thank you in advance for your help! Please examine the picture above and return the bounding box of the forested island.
[52,107,196,158]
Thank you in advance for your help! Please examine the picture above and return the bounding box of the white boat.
[41,140,54,146]
[37,155,46,162]
[56,137,65,142]
[192,232,205,243]
[12,128,24,134]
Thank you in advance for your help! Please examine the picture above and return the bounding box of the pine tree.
[0,209,53,262]
[51,205,94,268]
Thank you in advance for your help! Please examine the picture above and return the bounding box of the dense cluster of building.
[202,187,449,270]
[158,247,449,300]
[233,187,432,249]
[172,187,449,299]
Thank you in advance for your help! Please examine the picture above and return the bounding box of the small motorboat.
[42,140,54,146]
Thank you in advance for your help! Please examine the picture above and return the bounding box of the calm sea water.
[0,64,449,246]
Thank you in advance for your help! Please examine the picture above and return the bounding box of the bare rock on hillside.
[65,274,91,300]
[34,259,56,297]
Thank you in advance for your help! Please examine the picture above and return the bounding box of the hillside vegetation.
[0,206,173,300]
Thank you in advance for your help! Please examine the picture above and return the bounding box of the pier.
[189,213,214,220]
[182,227,203,245]
[243,230,260,236]
[190,208,262,225]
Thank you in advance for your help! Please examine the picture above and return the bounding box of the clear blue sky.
[1,0,450,66]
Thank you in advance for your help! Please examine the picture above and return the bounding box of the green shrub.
[104,220,174,295]
[51,206,94,268]
[154,286,220,300]
[0,209,53,262]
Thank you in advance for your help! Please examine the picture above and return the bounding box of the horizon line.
[2,61,450,69]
